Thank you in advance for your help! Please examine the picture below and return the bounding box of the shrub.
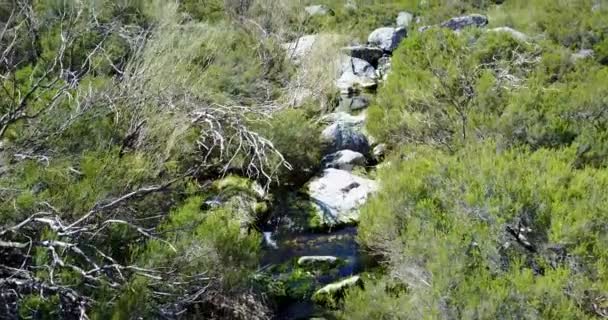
[355,142,608,318]
[367,28,538,150]
[256,108,323,186]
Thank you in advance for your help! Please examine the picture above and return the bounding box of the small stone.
[297,256,339,267]
[440,14,488,31]
[321,122,370,155]
[377,56,392,80]
[335,55,378,94]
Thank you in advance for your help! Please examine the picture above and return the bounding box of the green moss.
[255,267,316,302]
[19,294,60,320]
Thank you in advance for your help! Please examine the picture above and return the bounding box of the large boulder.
[321,121,370,155]
[396,11,414,27]
[341,45,384,66]
[307,169,378,227]
[368,27,407,52]
[322,150,366,171]
[335,55,378,93]
[440,14,488,31]
[312,275,363,307]
[283,35,319,64]
[305,5,332,16]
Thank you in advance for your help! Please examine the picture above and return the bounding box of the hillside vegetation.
[0,0,607,319]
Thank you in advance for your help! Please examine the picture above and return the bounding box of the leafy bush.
[256,108,323,186]
[367,28,538,149]
[353,142,608,318]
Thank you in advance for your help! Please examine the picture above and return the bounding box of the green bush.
[367,28,537,149]
[354,142,608,318]
[256,108,323,186]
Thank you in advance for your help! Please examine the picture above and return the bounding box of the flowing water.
[261,226,375,319]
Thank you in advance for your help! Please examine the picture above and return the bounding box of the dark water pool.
[260,227,375,319]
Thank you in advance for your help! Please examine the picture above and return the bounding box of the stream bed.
[260,226,375,319]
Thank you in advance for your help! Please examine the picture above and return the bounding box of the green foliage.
[368,24,608,167]
[155,196,260,282]
[488,0,607,49]
[256,108,323,185]
[18,294,61,320]
[0,148,158,223]
[295,0,497,39]
[180,0,226,21]
[254,267,317,307]
[368,28,537,149]
[4,0,608,318]
[340,276,409,320]
[352,142,608,318]
[107,196,263,318]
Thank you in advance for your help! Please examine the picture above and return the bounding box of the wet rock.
[321,122,370,155]
[336,55,378,93]
[322,150,366,171]
[307,169,378,227]
[489,27,528,42]
[338,94,370,112]
[396,11,414,27]
[341,45,384,66]
[312,275,363,307]
[321,111,366,127]
[305,5,332,16]
[368,27,407,52]
[440,14,488,31]
[297,256,339,267]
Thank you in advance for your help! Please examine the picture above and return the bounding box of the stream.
[259,25,403,318]
[258,97,382,319]
[261,226,374,319]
